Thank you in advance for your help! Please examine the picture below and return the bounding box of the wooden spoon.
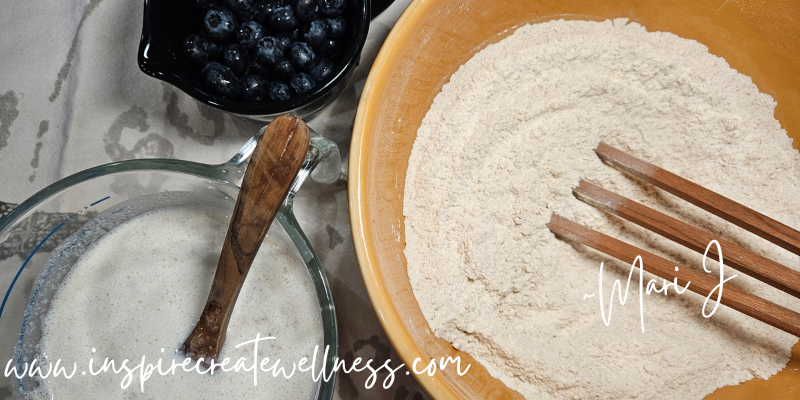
[181,115,310,363]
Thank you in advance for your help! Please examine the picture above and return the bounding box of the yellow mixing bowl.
[349,0,800,398]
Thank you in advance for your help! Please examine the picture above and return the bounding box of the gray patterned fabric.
[0,203,95,261]
[0,0,431,398]
[0,202,14,220]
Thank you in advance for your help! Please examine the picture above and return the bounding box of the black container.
[138,0,370,121]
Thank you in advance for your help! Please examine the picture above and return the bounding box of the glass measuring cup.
[0,126,340,399]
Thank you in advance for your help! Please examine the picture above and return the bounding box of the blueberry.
[193,0,217,11]
[222,44,250,76]
[293,0,318,22]
[318,0,344,17]
[269,81,292,101]
[183,34,210,65]
[255,1,280,25]
[290,72,315,94]
[287,42,315,71]
[325,17,345,39]
[203,7,238,42]
[316,39,340,57]
[237,21,264,50]
[272,58,296,79]
[302,20,327,46]
[270,6,299,32]
[275,34,293,49]
[207,41,223,59]
[308,58,334,83]
[248,60,271,78]
[202,62,241,99]
[254,36,286,65]
[242,75,268,101]
[223,0,256,20]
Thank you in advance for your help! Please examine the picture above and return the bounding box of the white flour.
[404,19,800,399]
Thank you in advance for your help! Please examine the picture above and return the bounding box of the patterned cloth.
[0,202,13,221]
[0,201,95,261]
[0,0,431,398]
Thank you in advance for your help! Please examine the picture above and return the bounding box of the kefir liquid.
[26,204,323,399]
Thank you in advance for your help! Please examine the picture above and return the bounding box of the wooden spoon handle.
[182,115,310,362]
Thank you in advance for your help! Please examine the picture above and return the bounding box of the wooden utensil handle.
[595,141,800,256]
[574,180,800,299]
[182,115,310,363]
[547,214,800,337]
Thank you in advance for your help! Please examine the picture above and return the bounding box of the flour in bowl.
[404,19,800,399]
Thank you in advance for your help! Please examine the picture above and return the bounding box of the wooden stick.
[547,214,800,337]
[573,180,800,299]
[182,115,310,363]
[595,142,800,256]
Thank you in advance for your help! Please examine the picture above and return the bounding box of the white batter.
[27,205,323,399]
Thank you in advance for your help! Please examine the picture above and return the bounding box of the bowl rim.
[349,0,461,399]
[137,0,371,115]
[351,0,800,399]
[0,155,339,400]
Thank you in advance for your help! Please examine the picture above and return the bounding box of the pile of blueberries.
[183,0,347,103]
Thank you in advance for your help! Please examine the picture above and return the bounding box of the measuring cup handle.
[223,118,345,192]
